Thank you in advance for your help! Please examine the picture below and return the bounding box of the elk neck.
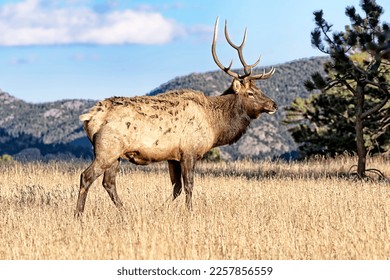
[208,93,251,147]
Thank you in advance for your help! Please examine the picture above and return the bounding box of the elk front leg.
[102,159,124,209]
[180,156,196,210]
[168,160,182,200]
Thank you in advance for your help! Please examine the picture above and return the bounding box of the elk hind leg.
[102,159,124,209]
[75,160,105,216]
[168,160,182,200]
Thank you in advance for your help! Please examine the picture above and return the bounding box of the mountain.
[0,91,95,161]
[0,56,327,161]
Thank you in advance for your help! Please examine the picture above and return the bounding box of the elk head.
[212,17,277,118]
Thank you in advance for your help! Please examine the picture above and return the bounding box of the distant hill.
[0,91,95,160]
[0,56,327,161]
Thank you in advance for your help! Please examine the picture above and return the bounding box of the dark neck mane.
[207,93,251,147]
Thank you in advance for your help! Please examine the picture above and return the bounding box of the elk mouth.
[266,102,278,114]
[263,103,277,115]
[254,107,276,118]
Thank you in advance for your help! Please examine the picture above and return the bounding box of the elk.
[75,17,277,216]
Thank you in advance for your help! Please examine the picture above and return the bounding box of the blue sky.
[0,0,389,103]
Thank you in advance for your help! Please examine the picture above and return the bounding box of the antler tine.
[224,20,262,77]
[224,20,247,50]
[249,67,276,80]
[251,55,262,68]
[212,17,240,79]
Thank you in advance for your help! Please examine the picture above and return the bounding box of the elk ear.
[232,79,242,93]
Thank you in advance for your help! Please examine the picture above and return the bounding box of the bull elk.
[75,17,277,216]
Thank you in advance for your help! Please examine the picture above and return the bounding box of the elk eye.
[248,91,255,98]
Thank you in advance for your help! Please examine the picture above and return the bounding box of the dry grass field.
[0,156,389,260]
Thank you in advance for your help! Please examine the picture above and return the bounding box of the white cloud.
[0,0,185,46]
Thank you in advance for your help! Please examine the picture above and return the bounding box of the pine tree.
[285,0,389,178]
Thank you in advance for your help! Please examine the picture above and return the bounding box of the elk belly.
[122,145,180,165]
[121,150,150,165]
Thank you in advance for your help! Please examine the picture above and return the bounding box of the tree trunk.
[355,84,367,177]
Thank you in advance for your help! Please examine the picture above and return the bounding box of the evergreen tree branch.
[361,83,389,119]
[362,95,389,119]
[341,80,357,94]
[364,79,390,90]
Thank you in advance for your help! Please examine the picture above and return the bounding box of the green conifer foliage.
[285,0,389,177]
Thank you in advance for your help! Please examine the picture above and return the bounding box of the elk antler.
[224,20,261,76]
[211,17,275,80]
[212,17,240,79]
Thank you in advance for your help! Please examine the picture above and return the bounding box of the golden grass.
[0,156,389,260]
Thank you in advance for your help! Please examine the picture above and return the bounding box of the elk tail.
[79,112,94,122]
[80,101,107,141]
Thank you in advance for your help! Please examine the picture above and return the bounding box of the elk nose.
[273,102,278,111]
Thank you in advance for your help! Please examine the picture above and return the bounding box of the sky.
[0,0,389,103]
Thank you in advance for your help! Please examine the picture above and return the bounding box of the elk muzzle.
[267,100,278,115]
